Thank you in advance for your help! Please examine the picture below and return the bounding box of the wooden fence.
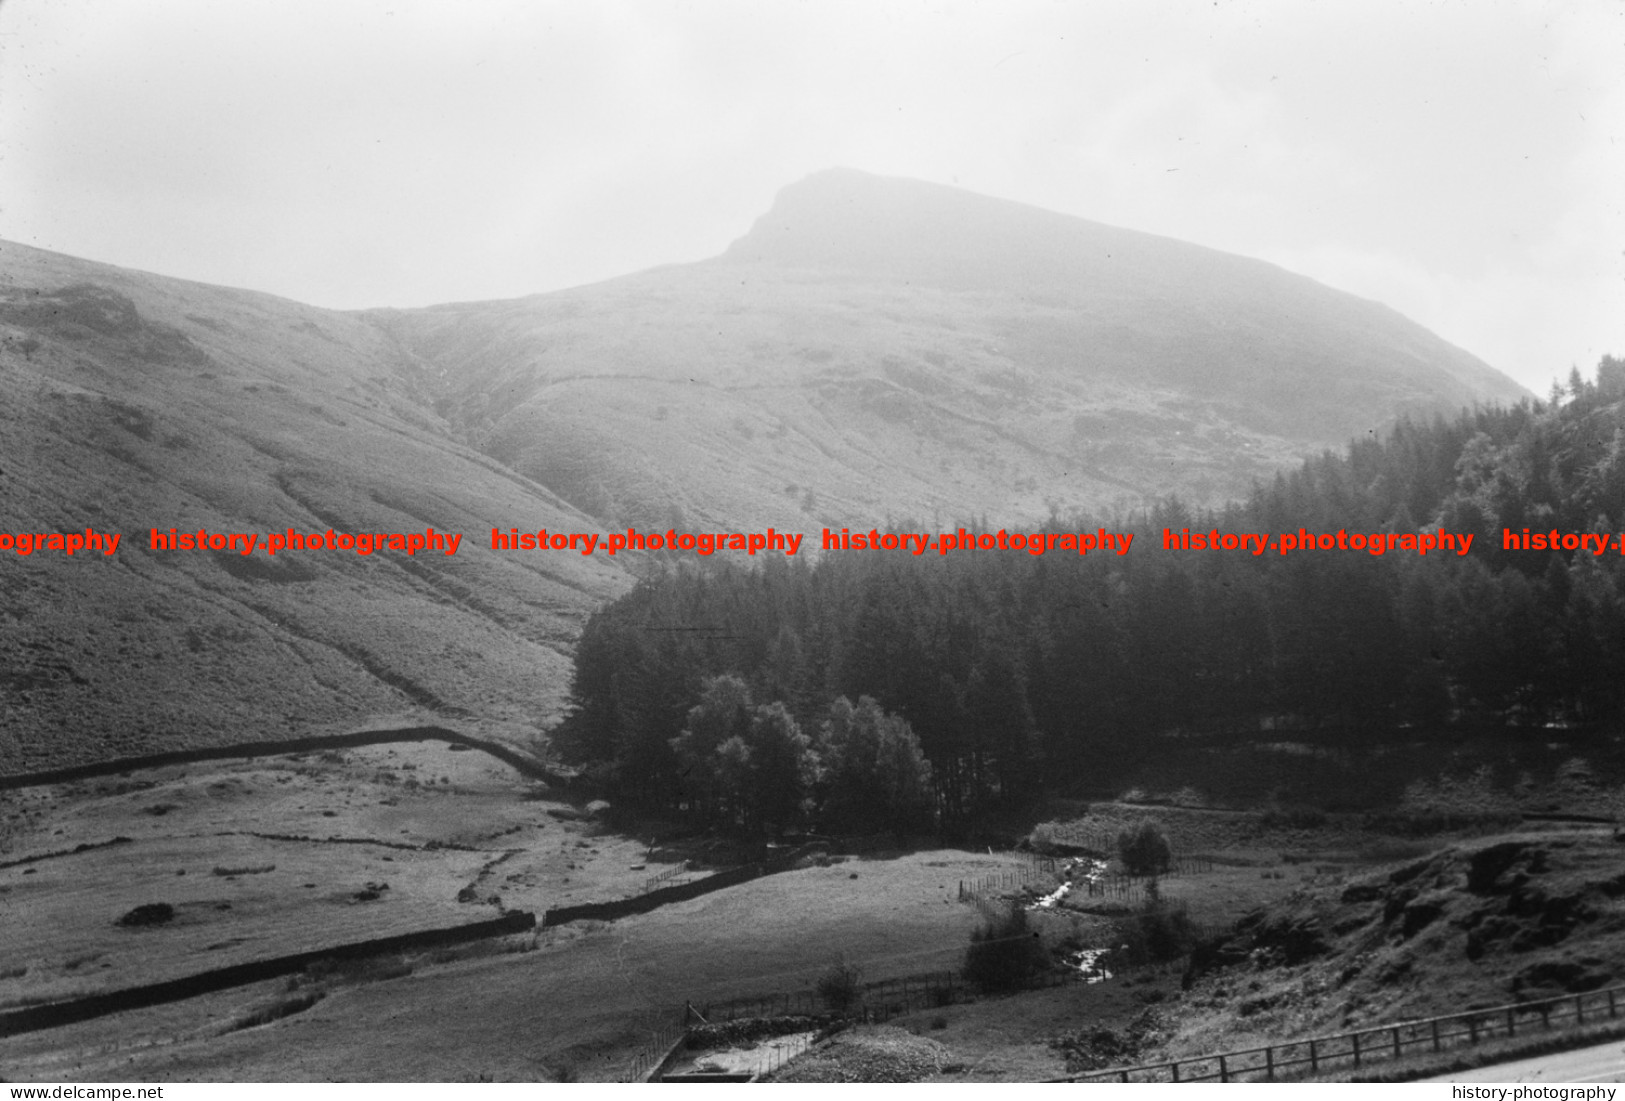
[1063,983,1625,1082]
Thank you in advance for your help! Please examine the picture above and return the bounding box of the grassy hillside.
[0,242,629,774]
[1153,828,1625,1063]
[369,169,1529,531]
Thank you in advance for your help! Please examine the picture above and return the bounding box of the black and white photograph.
[1,0,1623,1087]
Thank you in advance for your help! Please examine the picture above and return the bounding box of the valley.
[3,170,1612,1084]
[0,170,1529,775]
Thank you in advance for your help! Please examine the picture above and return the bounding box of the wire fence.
[957,855,1061,901]
[618,1021,687,1083]
[754,1032,816,1079]
[695,988,825,1021]
[1063,983,1625,1082]
[640,860,688,894]
[1066,867,1211,905]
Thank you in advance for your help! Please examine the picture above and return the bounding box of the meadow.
[4,734,1622,1082]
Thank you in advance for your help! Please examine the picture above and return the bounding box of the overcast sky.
[1,0,1620,395]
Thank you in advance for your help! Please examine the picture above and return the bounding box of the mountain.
[367,168,1528,531]
[0,170,1530,773]
[0,242,627,775]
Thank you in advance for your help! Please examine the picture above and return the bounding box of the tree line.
[552,357,1625,831]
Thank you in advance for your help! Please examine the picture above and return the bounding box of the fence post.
[1610,989,1618,1019]
[1431,1019,1441,1052]
[1466,1018,1478,1045]
[1391,1027,1401,1060]
[1576,995,1584,1025]
[1309,1039,1318,1074]
[1171,1061,1180,1083]
[1508,1007,1516,1037]
[1219,1055,1228,1083]
[1352,1031,1361,1067]
[1265,1046,1274,1081]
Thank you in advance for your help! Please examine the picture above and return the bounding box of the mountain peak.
[724,168,1115,281]
[719,168,1525,407]
[722,168,1308,304]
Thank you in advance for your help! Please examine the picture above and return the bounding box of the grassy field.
[5,745,1622,1083]
[2,744,1045,1080]
[0,847,1031,1080]
[0,743,655,1010]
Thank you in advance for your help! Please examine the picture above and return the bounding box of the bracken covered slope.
[1162,831,1625,1059]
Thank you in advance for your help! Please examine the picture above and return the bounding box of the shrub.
[1117,820,1172,875]
[817,958,863,1013]
[1113,905,1200,966]
[962,905,1051,992]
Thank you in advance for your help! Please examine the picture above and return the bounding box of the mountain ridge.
[724,169,1520,401]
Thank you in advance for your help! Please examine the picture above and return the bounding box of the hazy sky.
[2,0,1620,395]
